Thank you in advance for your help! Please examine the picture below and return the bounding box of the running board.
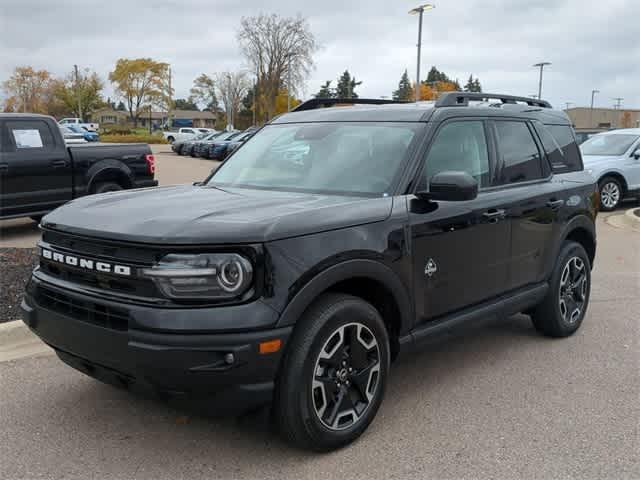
[398,283,548,356]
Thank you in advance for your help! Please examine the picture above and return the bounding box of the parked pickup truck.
[0,113,157,221]
[58,117,99,132]
[163,127,215,144]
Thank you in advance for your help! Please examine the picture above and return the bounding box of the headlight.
[142,253,253,300]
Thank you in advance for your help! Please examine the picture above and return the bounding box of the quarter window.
[495,121,543,184]
[419,121,490,190]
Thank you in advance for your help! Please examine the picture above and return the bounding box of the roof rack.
[293,97,409,112]
[435,92,552,109]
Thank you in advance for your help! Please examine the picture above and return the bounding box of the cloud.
[1,0,638,109]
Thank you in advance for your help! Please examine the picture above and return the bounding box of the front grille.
[36,285,129,331]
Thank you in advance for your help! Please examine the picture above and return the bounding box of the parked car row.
[163,127,216,143]
[171,127,257,161]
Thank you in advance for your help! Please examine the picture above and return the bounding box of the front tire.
[531,241,591,337]
[598,176,623,211]
[274,293,390,452]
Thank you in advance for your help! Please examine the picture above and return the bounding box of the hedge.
[100,134,168,144]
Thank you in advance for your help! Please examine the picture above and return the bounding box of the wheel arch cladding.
[276,259,413,362]
[565,227,596,267]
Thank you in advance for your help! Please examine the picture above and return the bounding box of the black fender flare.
[275,259,414,335]
[86,160,134,192]
[547,214,596,275]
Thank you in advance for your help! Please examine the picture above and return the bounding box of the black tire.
[167,136,175,143]
[93,182,123,194]
[598,176,623,211]
[274,293,390,452]
[531,241,591,337]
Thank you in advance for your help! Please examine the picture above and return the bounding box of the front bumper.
[21,276,291,412]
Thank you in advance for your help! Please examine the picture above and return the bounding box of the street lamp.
[590,89,599,127]
[533,62,551,100]
[409,3,435,103]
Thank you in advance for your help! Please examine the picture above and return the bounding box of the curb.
[605,208,640,232]
[0,319,35,346]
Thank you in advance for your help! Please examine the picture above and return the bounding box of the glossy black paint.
[23,100,597,404]
[0,114,156,219]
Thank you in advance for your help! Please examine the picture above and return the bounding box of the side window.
[546,125,582,172]
[494,121,543,184]
[183,129,194,134]
[418,121,490,190]
[5,120,56,151]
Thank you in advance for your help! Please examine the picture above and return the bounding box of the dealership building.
[566,107,640,130]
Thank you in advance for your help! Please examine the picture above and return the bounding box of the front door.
[408,119,510,322]
[0,119,72,218]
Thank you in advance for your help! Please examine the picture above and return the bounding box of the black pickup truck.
[23,94,597,451]
[0,113,157,220]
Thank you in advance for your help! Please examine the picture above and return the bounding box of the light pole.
[590,89,599,127]
[533,62,551,100]
[409,4,435,103]
[565,102,573,111]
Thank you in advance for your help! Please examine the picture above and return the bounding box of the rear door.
[409,118,511,322]
[0,118,72,218]
[490,119,564,290]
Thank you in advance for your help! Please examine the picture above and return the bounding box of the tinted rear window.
[535,124,582,172]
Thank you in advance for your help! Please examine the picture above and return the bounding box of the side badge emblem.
[424,258,437,278]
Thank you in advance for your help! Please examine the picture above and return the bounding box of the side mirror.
[632,148,640,160]
[416,171,479,202]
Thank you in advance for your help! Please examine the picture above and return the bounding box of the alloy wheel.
[600,182,620,209]
[559,256,588,324]
[311,322,381,431]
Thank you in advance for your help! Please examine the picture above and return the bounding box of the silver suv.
[581,129,640,210]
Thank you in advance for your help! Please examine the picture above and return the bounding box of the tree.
[392,70,413,101]
[426,66,450,83]
[315,81,334,98]
[190,73,220,112]
[2,66,54,113]
[238,13,317,122]
[173,98,200,110]
[216,71,250,129]
[335,70,362,98]
[464,75,482,93]
[108,58,171,127]
[51,68,104,119]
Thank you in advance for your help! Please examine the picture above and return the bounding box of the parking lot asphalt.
[0,215,638,480]
[0,145,219,248]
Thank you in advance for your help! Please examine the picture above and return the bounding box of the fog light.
[224,353,235,365]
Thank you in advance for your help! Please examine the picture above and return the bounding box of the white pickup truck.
[58,117,99,132]
[162,127,215,143]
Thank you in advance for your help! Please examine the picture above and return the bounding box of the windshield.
[209,122,421,196]
[581,134,639,156]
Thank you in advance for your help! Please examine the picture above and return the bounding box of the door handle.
[482,208,506,222]
[51,160,68,168]
[546,199,565,210]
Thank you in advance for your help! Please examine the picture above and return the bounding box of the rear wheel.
[274,293,390,451]
[598,176,623,211]
[167,136,175,143]
[531,241,591,337]
[93,182,123,194]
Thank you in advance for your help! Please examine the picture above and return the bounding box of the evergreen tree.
[392,70,413,101]
[335,70,362,98]
[464,75,483,93]
[426,66,450,83]
[473,78,482,93]
[315,80,334,98]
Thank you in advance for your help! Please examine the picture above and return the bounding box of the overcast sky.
[1,0,638,110]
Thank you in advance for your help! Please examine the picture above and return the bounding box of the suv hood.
[42,185,393,244]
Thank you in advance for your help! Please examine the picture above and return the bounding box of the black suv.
[22,93,597,451]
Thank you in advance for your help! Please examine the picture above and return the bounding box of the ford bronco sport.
[22,93,597,451]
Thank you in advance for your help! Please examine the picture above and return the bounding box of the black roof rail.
[435,92,552,109]
[293,97,409,112]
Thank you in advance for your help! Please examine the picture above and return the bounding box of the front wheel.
[531,241,591,337]
[598,176,623,211]
[274,293,390,451]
